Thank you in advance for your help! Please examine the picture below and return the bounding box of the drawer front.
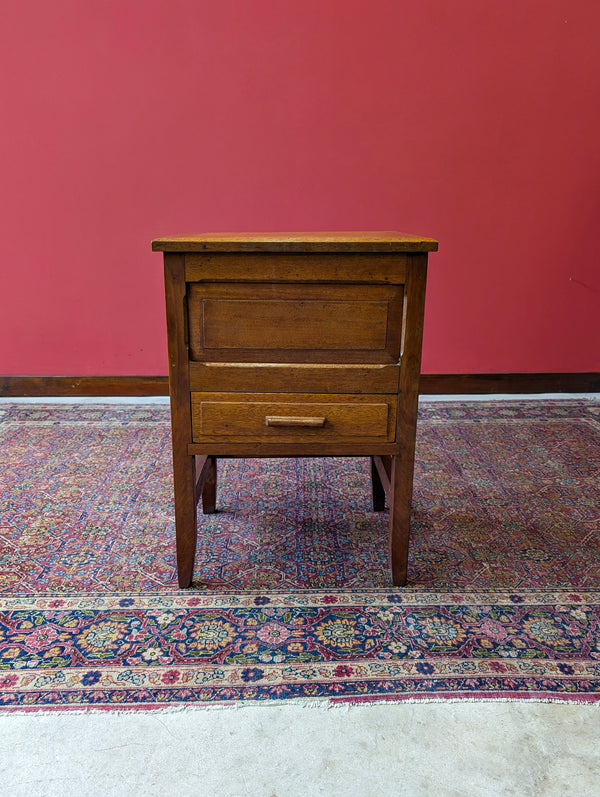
[191,392,397,443]
[187,283,403,363]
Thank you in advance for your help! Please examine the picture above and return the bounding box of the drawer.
[190,392,397,443]
[187,283,403,363]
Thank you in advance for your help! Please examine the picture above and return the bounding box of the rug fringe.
[1,695,599,716]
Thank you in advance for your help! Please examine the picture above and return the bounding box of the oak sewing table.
[152,233,438,588]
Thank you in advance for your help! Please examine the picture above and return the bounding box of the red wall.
[1,0,599,376]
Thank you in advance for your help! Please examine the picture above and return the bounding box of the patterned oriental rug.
[0,400,599,711]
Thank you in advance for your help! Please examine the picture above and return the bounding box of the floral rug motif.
[0,400,599,709]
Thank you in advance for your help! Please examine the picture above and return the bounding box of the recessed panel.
[187,283,403,363]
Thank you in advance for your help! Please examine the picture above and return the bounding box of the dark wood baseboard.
[1,373,598,398]
[420,373,600,394]
[0,376,169,397]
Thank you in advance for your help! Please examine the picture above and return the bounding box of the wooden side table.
[152,233,438,588]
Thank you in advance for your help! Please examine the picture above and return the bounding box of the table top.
[152,232,438,253]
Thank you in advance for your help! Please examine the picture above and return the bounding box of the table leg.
[388,453,414,587]
[173,453,198,588]
[202,456,217,514]
[370,456,386,511]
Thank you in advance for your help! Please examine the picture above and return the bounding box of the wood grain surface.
[152,231,439,252]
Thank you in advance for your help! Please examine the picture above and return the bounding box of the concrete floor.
[1,701,599,796]
[2,393,600,405]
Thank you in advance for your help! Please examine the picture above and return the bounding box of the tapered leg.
[389,454,415,587]
[173,453,198,588]
[389,254,427,586]
[202,456,217,514]
[164,252,198,588]
[370,456,386,511]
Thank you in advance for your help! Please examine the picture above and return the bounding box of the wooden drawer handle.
[265,415,326,428]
